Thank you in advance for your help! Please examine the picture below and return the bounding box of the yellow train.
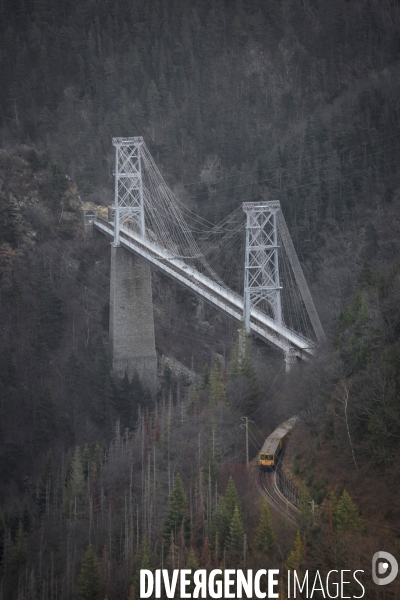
[259,417,298,470]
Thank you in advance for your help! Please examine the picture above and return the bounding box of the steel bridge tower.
[243,201,294,369]
[112,136,146,244]
[242,200,324,370]
[109,137,157,394]
[243,201,283,331]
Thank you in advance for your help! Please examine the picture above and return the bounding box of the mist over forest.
[1,0,400,598]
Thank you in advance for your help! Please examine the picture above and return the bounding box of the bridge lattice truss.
[95,137,325,360]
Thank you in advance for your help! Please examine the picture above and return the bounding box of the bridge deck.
[94,218,314,357]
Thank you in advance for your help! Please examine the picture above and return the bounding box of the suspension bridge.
[82,137,325,392]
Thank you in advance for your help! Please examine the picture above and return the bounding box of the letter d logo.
[372,552,398,586]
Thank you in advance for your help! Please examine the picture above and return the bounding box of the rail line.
[258,457,300,523]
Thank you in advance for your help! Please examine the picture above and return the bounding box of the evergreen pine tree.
[223,476,241,517]
[209,360,226,406]
[210,476,241,552]
[296,485,313,533]
[228,329,242,379]
[278,578,288,600]
[254,502,276,555]
[186,548,199,595]
[228,328,261,413]
[240,349,261,414]
[162,474,190,556]
[201,363,210,389]
[131,539,153,600]
[75,544,102,600]
[334,490,361,532]
[285,531,303,572]
[226,505,244,554]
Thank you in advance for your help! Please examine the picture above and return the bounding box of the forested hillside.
[1,0,400,598]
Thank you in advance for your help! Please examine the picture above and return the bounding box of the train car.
[259,417,298,470]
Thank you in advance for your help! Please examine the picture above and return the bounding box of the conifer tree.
[296,485,313,533]
[228,334,241,379]
[226,505,244,554]
[278,578,288,600]
[162,474,190,556]
[75,544,102,600]
[240,348,261,414]
[228,328,261,413]
[201,363,210,389]
[334,490,361,532]
[254,502,276,555]
[186,548,199,595]
[285,531,304,572]
[131,539,153,600]
[223,476,241,517]
[209,360,226,406]
[210,476,241,552]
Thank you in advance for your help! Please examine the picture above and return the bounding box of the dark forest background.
[1,0,400,598]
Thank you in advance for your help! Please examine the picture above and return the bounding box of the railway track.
[258,459,300,523]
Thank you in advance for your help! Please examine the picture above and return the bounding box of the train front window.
[261,453,274,461]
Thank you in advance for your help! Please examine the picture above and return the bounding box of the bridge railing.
[95,217,314,356]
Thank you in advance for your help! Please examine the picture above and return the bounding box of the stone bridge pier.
[82,203,158,396]
[109,243,158,396]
